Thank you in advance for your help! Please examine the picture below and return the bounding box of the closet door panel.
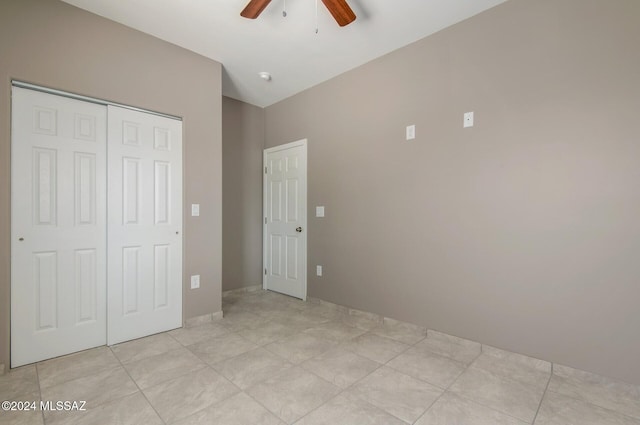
[11,87,107,367]
[107,106,182,345]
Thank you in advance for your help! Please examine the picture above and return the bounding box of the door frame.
[262,139,308,300]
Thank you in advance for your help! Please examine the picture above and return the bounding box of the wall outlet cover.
[316,265,323,276]
[316,206,325,217]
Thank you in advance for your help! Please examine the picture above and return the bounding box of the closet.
[11,85,183,367]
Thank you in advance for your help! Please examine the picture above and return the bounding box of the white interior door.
[107,105,183,345]
[11,87,107,367]
[264,139,307,299]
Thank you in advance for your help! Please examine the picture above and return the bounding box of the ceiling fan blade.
[240,0,272,19]
[321,0,356,27]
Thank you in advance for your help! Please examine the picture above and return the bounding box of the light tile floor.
[2,289,639,425]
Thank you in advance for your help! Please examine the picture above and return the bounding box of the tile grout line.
[287,366,415,425]
[37,350,147,424]
[444,348,482,390]
[35,363,46,425]
[241,387,284,422]
[241,372,313,425]
[444,391,530,424]
[369,328,425,366]
[335,336,445,425]
[31,289,638,425]
[411,338,473,424]
[179,362,244,422]
[235,291,640,425]
[311,292,565,376]
[109,345,167,425]
[409,343,483,424]
[223,292,621,425]
[114,333,249,424]
[290,328,434,425]
[416,347,535,424]
[236,293,516,424]
[448,350,552,424]
[411,390,446,425]
[541,372,640,423]
[36,353,128,423]
[381,332,473,389]
[231,293,482,423]
[184,303,319,423]
[531,362,553,425]
[243,329,386,424]
[297,319,451,422]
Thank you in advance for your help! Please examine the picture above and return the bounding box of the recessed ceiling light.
[258,72,272,82]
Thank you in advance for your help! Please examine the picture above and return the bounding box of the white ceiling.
[61,0,507,107]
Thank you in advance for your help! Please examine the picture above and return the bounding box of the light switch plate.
[190,275,200,289]
[463,112,474,128]
[316,206,325,217]
[191,204,200,217]
[316,265,323,277]
[406,125,416,140]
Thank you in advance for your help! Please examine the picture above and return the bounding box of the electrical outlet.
[316,265,323,277]
[190,275,200,289]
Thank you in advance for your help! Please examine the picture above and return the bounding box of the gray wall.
[222,97,265,291]
[265,0,640,383]
[0,0,223,368]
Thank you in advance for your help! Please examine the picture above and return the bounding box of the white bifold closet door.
[11,87,108,366]
[11,87,183,367]
[106,105,182,345]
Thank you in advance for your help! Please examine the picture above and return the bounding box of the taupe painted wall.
[0,0,222,368]
[265,0,640,383]
[222,97,265,291]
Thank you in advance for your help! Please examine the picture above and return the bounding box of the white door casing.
[107,105,183,345]
[11,87,107,367]
[263,139,307,300]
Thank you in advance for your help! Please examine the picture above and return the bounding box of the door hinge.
[264,268,267,275]
[265,166,267,174]
[264,217,267,224]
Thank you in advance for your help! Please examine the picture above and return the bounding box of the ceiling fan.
[241,0,356,27]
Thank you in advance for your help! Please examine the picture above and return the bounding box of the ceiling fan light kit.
[241,0,356,27]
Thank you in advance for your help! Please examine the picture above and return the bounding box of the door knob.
[296,227,302,233]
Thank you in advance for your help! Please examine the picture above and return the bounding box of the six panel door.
[264,140,307,299]
[107,105,183,345]
[11,87,108,367]
[11,87,184,366]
